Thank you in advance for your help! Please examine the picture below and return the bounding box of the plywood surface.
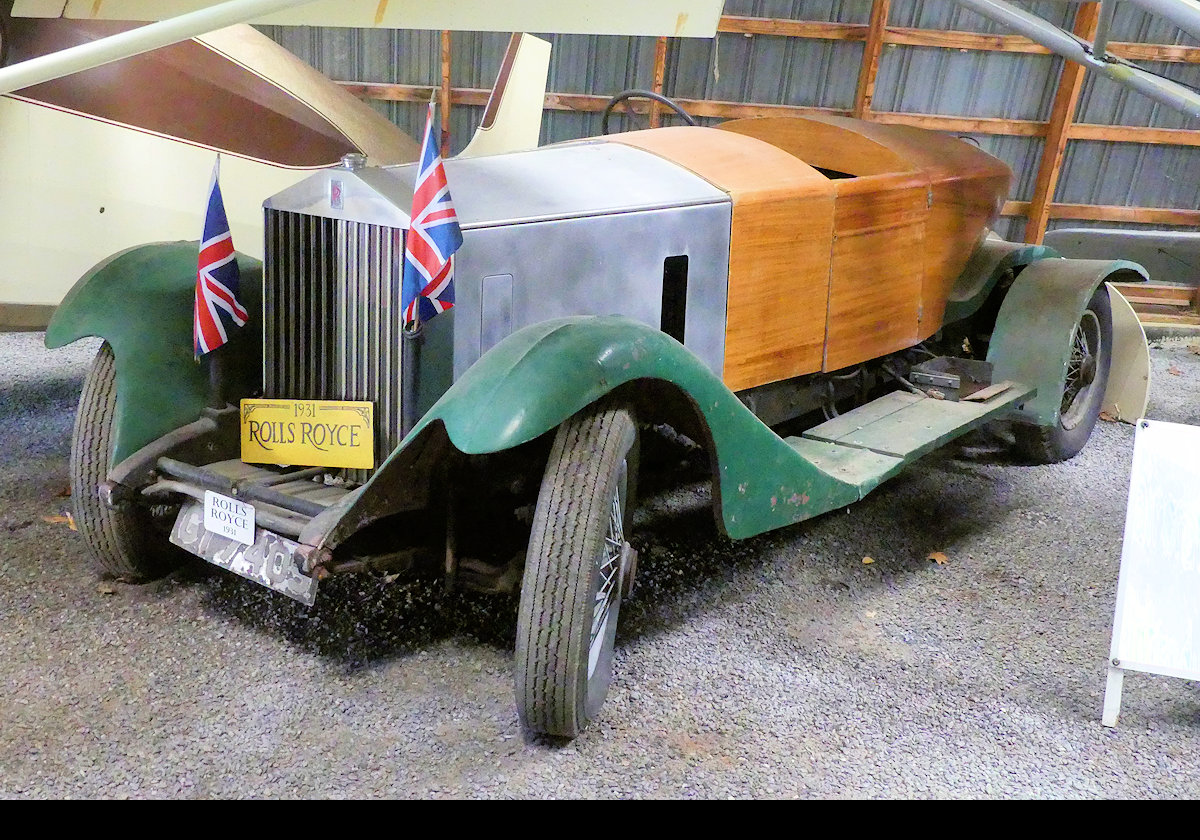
[825,174,927,372]
[607,128,837,390]
[718,117,908,177]
[607,119,1010,389]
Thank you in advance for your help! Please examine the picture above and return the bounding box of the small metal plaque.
[241,399,374,470]
[170,501,318,606]
[203,490,254,546]
[910,357,993,401]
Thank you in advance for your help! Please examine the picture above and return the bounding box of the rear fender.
[942,236,1060,325]
[986,257,1148,427]
[44,242,262,463]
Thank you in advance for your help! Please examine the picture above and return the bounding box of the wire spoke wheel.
[1016,285,1113,463]
[1060,309,1102,430]
[515,400,637,738]
[589,485,625,680]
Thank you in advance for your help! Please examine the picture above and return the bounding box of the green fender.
[326,316,869,546]
[942,236,1060,325]
[986,257,1148,427]
[44,242,263,463]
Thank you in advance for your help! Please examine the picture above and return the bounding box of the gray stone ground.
[3,330,1200,798]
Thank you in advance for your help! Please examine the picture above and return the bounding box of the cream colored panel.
[54,0,725,36]
[197,25,417,166]
[11,1,67,16]
[458,34,550,159]
[0,97,306,308]
[1104,284,1151,423]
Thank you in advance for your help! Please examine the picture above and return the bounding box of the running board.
[790,381,1034,481]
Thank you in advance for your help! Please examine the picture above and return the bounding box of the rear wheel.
[1016,284,1113,463]
[71,342,183,580]
[515,401,637,737]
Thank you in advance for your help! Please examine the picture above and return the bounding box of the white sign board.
[1103,418,1200,725]
[203,490,256,547]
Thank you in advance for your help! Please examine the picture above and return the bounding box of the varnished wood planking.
[605,126,832,197]
[718,116,1009,337]
[794,117,1008,335]
[605,128,837,391]
[719,117,907,176]
[920,174,1008,330]
[722,191,837,389]
[824,175,927,372]
[605,120,1011,387]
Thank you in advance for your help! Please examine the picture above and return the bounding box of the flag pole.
[401,322,422,438]
[205,154,226,409]
[194,152,246,410]
[400,87,455,439]
[400,91,435,438]
[207,351,226,409]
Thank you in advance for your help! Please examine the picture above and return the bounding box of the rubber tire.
[1015,284,1113,464]
[515,401,637,738]
[71,342,184,581]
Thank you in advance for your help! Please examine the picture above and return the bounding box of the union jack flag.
[193,158,247,356]
[401,98,463,329]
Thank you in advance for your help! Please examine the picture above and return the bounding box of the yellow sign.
[241,399,374,470]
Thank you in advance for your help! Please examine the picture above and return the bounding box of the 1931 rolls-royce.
[47,105,1148,737]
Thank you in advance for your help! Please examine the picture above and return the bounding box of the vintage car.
[46,104,1149,737]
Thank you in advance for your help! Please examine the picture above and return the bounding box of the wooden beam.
[1049,204,1200,225]
[717,15,1200,63]
[1112,42,1200,63]
[650,96,840,120]
[870,111,1046,136]
[1068,123,1200,146]
[1024,3,1101,245]
[440,30,452,156]
[1003,200,1200,226]
[650,36,668,128]
[718,15,866,41]
[884,28,1049,54]
[853,0,891,119]
[338,83,1200,148]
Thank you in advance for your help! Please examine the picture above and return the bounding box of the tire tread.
[516,401,635,737]
[70,343,180,580]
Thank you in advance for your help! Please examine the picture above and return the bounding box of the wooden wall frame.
[337,7,1200,241]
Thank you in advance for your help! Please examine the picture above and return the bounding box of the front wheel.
[515,400,637,737]
[71,342,184,580]
[1015,284,1113,463]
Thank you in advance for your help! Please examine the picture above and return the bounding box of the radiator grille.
[263,209,407,480]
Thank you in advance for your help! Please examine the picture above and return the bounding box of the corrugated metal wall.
[258,0,1200,240]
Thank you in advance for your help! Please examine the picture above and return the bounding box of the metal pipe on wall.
[1123,0,1200,42]
[953,0,1200,119]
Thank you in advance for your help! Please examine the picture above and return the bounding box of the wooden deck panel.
[824,173,927,371]
[721,116,1010,340]
[920,175,1009,331]
[605,127,837,391]
[605,118,1011,391]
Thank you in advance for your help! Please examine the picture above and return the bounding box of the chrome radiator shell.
[263,209,408,475]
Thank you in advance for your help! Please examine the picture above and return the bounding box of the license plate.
[170,501,318,606]
[241,399,374,470]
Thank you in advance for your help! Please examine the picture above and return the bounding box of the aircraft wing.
[3,14,418,167]
[11,0,725,37]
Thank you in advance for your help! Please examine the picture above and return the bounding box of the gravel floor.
[3,330,1200,798]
